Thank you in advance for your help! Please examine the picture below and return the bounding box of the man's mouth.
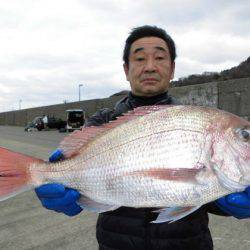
[141,78,158,83]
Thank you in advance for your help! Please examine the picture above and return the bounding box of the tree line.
[172,56,250,87]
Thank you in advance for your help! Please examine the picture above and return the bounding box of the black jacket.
[85,92,226,250]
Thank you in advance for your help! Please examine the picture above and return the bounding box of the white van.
[66,109,85,132]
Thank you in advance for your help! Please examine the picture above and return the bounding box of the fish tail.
[0,147,43,201]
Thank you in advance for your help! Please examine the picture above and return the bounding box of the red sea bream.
[0,105,249,222]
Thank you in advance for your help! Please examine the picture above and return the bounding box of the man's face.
[124,37,175,97]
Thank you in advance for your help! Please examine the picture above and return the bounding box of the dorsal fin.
[58,105,168,158]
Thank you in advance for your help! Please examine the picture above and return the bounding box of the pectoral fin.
[77,195,120,213]
[152,206,201,223]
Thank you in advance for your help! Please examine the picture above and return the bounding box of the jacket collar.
[127,91,172,108]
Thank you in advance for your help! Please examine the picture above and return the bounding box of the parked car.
[65,109,85,132]
[25,116,66,132]
[47,117,66,130]
[24,117,44,131]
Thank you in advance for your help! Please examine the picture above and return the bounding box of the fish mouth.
[214,165,248,192]
[240,176,250,185]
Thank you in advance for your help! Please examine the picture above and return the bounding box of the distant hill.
[110,90,129,97]
[172,56,250,87]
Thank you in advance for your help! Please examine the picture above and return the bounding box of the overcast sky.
[0,0,249,112]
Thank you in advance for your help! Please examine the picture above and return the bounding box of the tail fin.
[0,147,43,201]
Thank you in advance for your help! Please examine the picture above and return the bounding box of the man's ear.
[170,62,175,80]
[123,63,129,81]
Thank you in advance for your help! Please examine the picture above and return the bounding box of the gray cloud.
[0,0,249,112]
[0,55,80,70]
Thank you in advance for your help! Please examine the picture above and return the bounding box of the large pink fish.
[0,105,249,222]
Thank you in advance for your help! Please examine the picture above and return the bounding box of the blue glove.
[35,149,83,216]
[48,149,65,162]
[215,186,250,219]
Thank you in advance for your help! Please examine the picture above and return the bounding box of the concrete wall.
[169,81,218,107]
[0,77,249,126]
[217,78,250,120]
[169,77,250,120]
[0,94,124,126]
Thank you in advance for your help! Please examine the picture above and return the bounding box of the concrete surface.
[0,126,249,250]
[0,126,98,250]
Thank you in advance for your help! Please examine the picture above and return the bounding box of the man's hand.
[35,183,83,216]
[48,149,65,162]
[35,149,83,216]
[215,187,250,219]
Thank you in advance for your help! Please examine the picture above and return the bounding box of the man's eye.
[156,56,164,60]
[136,57,145,61]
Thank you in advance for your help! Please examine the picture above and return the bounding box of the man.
[36,25,250,250]
[42,115,48,129]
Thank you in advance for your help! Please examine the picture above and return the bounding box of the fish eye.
[239,128,250,142]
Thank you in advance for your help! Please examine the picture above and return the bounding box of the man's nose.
[144,58,156,73]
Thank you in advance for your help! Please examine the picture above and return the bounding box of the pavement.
[0,125,249,250]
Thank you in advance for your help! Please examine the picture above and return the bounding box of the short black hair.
[123,25,176,66]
